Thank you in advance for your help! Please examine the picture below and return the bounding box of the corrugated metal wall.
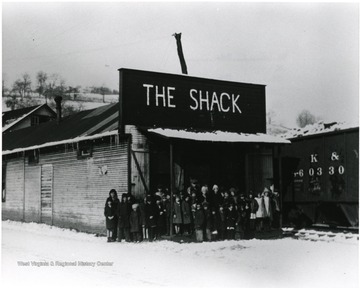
[24,163,41,222]
[2,137,129,234]
[2,158,25,221]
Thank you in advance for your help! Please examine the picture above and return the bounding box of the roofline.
[2,130,119,155]
[287,126,359,141]
[2,103,56,133]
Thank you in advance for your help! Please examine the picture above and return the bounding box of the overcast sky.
[2,2,359,127]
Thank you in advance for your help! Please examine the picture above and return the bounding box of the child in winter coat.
[226,203,238,240]
[216,205,227,240]
[130,204,141,242]
[173,196,183,235]
[182,195,192,235]
[104,200,115,242]
[203,203,212,241]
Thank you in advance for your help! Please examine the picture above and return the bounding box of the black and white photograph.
[1,1,359,288]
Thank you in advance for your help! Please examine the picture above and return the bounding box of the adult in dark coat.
[104,200,116,242]
[105,189,119,241]
[162,194,171,236]
[145,197,157,241]
[216,205,227,240]
[209,184,224,211]
[155,199,166,238]
[116,193,131,242]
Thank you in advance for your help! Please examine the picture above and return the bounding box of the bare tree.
[12,73,32,98]
[296,109,316,128]
[36,71,48,102]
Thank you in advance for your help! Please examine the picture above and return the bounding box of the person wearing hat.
[145,195,157,241]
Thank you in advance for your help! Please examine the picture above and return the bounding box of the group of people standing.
[104,180,281,243]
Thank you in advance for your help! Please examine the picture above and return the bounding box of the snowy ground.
[1,220,358,288]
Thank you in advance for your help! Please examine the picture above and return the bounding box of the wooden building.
[2,69,289,234]
[3,104,56,133]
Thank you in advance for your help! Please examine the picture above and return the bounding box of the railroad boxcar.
[280,123,359,229]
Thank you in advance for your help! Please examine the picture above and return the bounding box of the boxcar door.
[40,164,53,225]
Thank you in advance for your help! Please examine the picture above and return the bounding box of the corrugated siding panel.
[39,140,128,233]
[24,164,41,222]
[2,158,24,220]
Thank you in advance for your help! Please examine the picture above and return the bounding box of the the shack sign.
[119,68,266,133]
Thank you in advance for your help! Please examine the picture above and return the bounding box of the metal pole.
[169,141,174,238]
[278,145,283,229]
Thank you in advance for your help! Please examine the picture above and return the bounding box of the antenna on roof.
[172,33,188,75]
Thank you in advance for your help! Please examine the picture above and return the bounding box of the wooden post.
[118,70,125,136]
[169,141,175,237]
[173,33,188,75]
[278,145,283,229]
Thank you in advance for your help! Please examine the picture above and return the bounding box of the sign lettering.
[120,68,266,133]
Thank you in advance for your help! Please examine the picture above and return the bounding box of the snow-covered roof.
[2,104,46,132]
[148,128,290,144]
[281,121,359,140]
[2,103,119,155]
[2,130,118,155]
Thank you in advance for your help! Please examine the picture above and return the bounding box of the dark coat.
[249,198,259,214]
[129,210,141,233]
[145,202,157,227]
[104,204,116,230]
[216,210,227,232]
[203,208,212,229]
[226,209,238,228]
[138,202,147,226]
[181,201,192,225]
[156,203,166,227]
[117,202,131,228]
[173,201,183,224]
[194,209,205,229]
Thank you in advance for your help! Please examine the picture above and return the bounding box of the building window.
[31,116,40,126]
[77,142,93,159]
[28,150,39,164]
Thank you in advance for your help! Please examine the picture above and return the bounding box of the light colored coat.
[255,196,265,218]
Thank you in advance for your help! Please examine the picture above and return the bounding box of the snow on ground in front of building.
[2,220,358,288]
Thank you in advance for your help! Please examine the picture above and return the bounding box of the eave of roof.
[147,128,290,144]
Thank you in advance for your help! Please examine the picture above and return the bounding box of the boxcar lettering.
[331,152,340,161]
[310,154,318,163]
